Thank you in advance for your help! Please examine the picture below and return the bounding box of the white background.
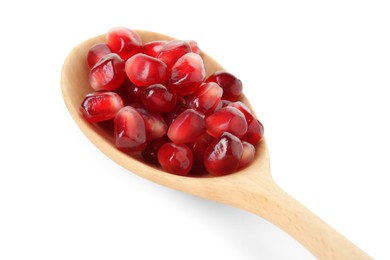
[0,0,389,259]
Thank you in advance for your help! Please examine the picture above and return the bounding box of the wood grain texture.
[61,30,371,259]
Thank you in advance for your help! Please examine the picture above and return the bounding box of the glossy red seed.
[205,71,243,101]
[188,133,214,170]
[141,84,177,113]
[158,40,191,70]
[167,109,205,144]
[89,53,126,91]
[80,92,123,123]
[142,40,168,58]
[115,106,146,152]
[186,82,223,115]
[125,53,169,87]
[204,132,243,176]
[87,43,112,67]
[242,119,264,145]
[107,27,142,60]
[169,53,206,96]
[142,136,169,165]
[205,106,248,138]
[188,40,201,54]
[228,101,254,124]
[158,143,193,176]
[136,108,167,140]
[239,141,255,168]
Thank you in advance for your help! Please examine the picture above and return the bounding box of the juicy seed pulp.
[167,109,206,144]
[204,132,243,176]
[158,143,193,176]
[115,106,147,152]
[80,92,124,123]
[169,53,206,96]
[89,53,126,91]
[125,54,169,87]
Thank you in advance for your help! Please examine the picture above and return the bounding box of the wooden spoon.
[61,30,371,259]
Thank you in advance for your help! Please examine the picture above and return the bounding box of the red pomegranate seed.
[204,132,243,176]
[205,71,243,101]
[142,136,169,165]
[167,109,205,144]
[228,101,254,124]
[142,40,168,58]
[158,40,191,70]
[141,84,177,113]
[186,82,223,115]
[158,143,193,176]
[89,53,126,91]
[205,106,248,138]
[125,53,169,87]
[107,27,142,60]
[242,119,264,145]
[87,43,112,67]
[164,98,188,125]
[188,40,201,54]
[169,53,206,96]
[188,133,214,170]
[239,141,255,168]
[115,106,147,152]
[80,92,123,123]
[136,108,168,140]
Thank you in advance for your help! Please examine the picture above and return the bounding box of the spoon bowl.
[61,30,371,259]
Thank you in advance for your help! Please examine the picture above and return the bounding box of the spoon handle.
[235,178,372,259]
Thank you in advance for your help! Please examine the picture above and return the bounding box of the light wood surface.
[61,30,371,259]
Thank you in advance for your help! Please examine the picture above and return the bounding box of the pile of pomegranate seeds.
[80,27,264,176]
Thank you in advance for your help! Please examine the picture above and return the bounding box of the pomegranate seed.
[164,98,188,125]
[186,82,223,115]
[205,106,248,138]
[169,53,206,96]
[167,109,205,144]
[228,101,254,124]
[204,132,243,176]
[115,106,146,153]
[125,53,169,87]
[87,43,112,67]
[242,119,264,145]
[158,143,193,175]
[141,84,177,113]
[142,136,169,165]
[142,40,168,58]
[205,71,243,101]
[239,141,255,168]
[158,40,191,70]
[107,27,142,60]
[188,40,201,54]
[89,53,126,91]
[80,92,123,123]
[188,133,214,170]
[136,108,168,140]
